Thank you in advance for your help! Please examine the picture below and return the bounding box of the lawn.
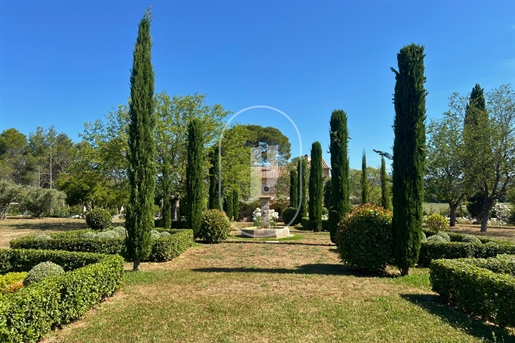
[1,218,514,342]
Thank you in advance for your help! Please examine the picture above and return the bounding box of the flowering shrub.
[252,208,261,226]
[492,202,511,224]
[252,207,278,227]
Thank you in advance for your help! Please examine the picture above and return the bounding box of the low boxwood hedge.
[430,255,515,328]
[0,249,124,343]
[10,229,194,263]
[418,231,515,267]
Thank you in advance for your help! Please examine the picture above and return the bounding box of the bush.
[425,213,448,232]
[436,231,450,242]
[0,249,123,343]
[427,235,446,243]
[430,257,515,328]
[198,209,230,243]
[85,208,112,231]
[337,204,393,273]
[281,207,300,225]
[0,272,27,294]
[421,231,427,243]
[112,227,128,238]
[462,234,481,244]
[23,261,65,286]
[301,217,310,230]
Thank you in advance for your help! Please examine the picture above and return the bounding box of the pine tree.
[298,158,308,218]
[232,189,239,221]
[125,9,156,271]
[361,151,368,205]
[380,156,391,210]
[328,110,350,243]
[289,169,298,208]
[185,118,204,237]
[391,44,427,276]
[208,146,221,210]
[308,142,323,231]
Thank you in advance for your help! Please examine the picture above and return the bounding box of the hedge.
[10,229,194,263]
[430,255,515,328]
[0,249,124,343]
[418,231,515,267]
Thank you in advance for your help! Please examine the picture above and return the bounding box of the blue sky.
[1,1,513,170]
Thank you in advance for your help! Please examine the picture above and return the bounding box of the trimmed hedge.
[418,231,515,267]
[430,256,515,328]
[0,249,124,343]
[10,229,194,263]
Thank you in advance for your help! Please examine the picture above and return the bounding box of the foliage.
[349,167,383,206]
[186,118,205,238]
[0,272,27,294]
[323,177,331,209]
[281,207,300,226]
[199,209,231,243]
[0,249,123,343]
[391,44,427,275]
[232,189,239,221]
[430,257,515,328]
[425,213,448,232]
[426,235,446,244]
[225,191,233,220]
[23,261,65,286]
[297,158,308,219]
[0,179,21,219]
[461,234,481,244]
[208,146,221,210]
[19,186,66,218]
[289,169,298,208]
[85,208,112,231]
[380,157,391,210]
[308,142,323,231]
[0,128,36,185]
[361,151,368,204]
[337,204,393,274]
[328,109,351,243]
[243,125,291,166]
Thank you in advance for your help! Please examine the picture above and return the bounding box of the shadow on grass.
[192,263,396,278]
[401,293,514,342]
[0,220,89,231]
[223,240,334,247]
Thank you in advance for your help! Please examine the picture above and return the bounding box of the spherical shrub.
[462,234,481,244]
[281,207,300,225]
[81,232,97,239]
[426,235,447,243]
[160,231,171,238]
[337,204,393,274]
[34,234,52,241]
[150,230,162,240]
[96,231,117,239]
[85,208,112,231]
[425,213,448,232]
[436,231,450,242]
[113,226,128,238]
[23,261,65,286]
[199,209,231,243]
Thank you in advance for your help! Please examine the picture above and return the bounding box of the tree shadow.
[192,263,397,278]
[223,240,334,247]
[401,293,514,342]
[1,220,89,232]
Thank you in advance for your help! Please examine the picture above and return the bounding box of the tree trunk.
[449,203,458,227]
[480,198,494,232]
[133,259,141,271]
[400,266,409,276]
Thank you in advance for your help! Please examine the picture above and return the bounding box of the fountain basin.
[240,226,290,238]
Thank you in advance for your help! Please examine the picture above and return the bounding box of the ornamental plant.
[425,213,448,232]
[199,209,231,243]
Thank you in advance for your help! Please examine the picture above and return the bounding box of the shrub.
[421,231,427,243]
[462,234,481,244]
[427,235,446,243]
[34,234,52,241]
[436,231,450,242]
[337,204,393,273]
[281,207,300,225]
[322,207,328,215]
[23,261,65,286]
[199,209,230,243]
[425,213,448,232]
[112,226,128,238]
[0,272,27,294]
[85,208,112,231]
[150,230,162,240]
[81,232,98,239]
[301,217,310,230]
[96,231,117,240]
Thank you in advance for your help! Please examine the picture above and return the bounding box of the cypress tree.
[225,192,233,221]
[126,9,156,271]
[208,146,221,210]
[162,154,172,230]
[232,189,239,221]
[323,177,331,209]
[329,110,350,243]
[298,158,308,218]
[380,156,391,210]
[308,142,323,231]
[391,44,427,276]
[289,169,298,209]
[361,151,368,205]
[185,118,204,237]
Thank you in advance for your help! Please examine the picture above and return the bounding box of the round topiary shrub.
[96,231,117,239]
[81,231,97,239]
[34,234,52,241]
[425,213,448,232]
[281,207,300,225]
[113,226,128,238]
[23,261,65,286]
[436,231,450,242]
[85,208,112,231]
[199,209,231,243]
[150,230,162,240]
[160,231,171,238]
[427,234,447,243]
[421,231,427,243]
[337,204,393,274]
[462,234,481,244]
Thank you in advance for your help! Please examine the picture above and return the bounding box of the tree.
[329,109,350,243]
[20,186,65,217]
[0,179,21,219]
[361,151,368,204]
[289,169,298,208]
[125,9,156,271]
[380,157,391,210]
[298,157,308,218]
[186,118,205,235]
[0,128,36,185]
[391,44,427,276]
[208,146,221,209]
[232,189,239,221]
[349,167,382,206]
[225,192,233,220]
[244,125,291,166]
[323,177,331,209]
[462,84,515,232]
[308,142,323,231]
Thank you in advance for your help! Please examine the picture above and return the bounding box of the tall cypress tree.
[289,169,298,208]
[225,192,233,221]
[298,158,308,218]
[361,151,368,205]
[329,110,350,243]
[391,44,427,276]
[380,156,391,210]
[308,142,323,231]
[232,189,239,221]
[126,9,156,271]
[208,146,221,210]
[186,118,204,237]
[162,153,172,230]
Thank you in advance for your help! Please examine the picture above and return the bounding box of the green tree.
[308,142,323,231]
[0,128,36,185]
[391,44,427,276]
[125,9,156,271]
[224,190,233,220]
[0,179,21,219]
[244,125,291,166]
[20,186,65,217]
[298,157,308,218]
[289,169,298,208]
[329,109,351,243]
[361,151,368,204]
[232,189,239,221]
[380,157,392,210]
[186,118,205,235]
[349,167,382,206]
[208,146,221,209]
[323,177,331,209]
